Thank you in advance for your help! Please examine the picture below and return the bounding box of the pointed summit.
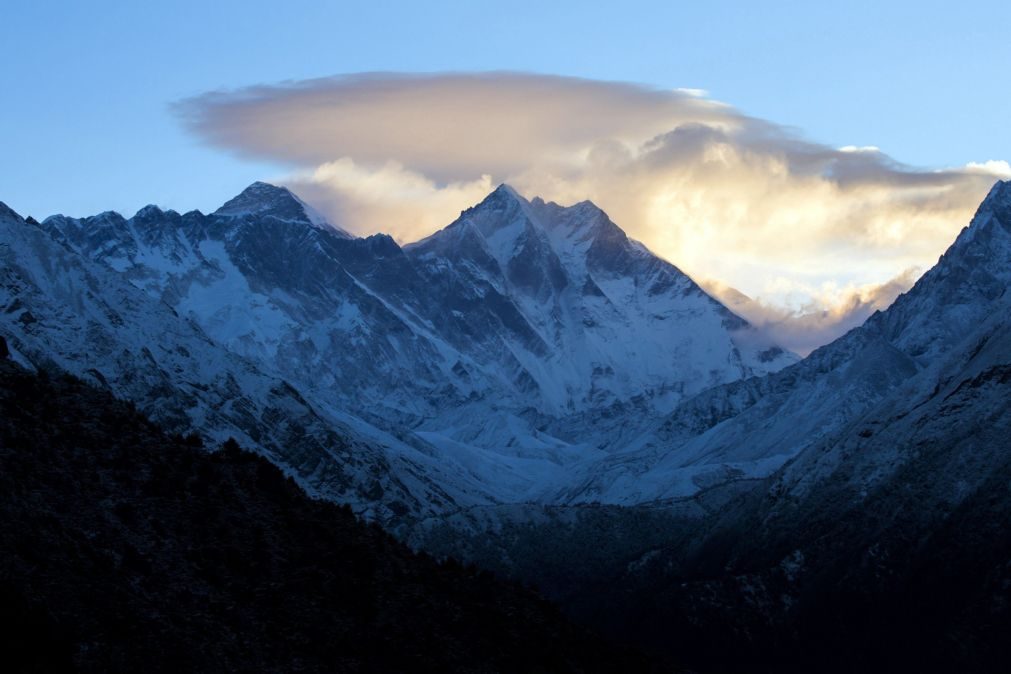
[489,183,525,202]
[0,201,24,223]
[214,182,353,238]
[983,178,1011,203]
[469,183,533,215]
[214,181,308,220]
[976,179,1011,232]
[133,204,167,220]
[530,195,618,242]
[933,178,1011,262]
[466,183,531,220]
[409,183,537,256]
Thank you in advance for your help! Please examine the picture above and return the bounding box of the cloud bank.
[703,267,922,356]
[176,72,1007,351]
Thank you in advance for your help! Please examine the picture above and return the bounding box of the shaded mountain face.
[0,361,665,674]
[405,185,791,416]
[6,182,792,514]
[0,201,513,522]
[543,227,1011,674]
[213,180,353,236]
[560,180,1011,505]
[43,182,792,422]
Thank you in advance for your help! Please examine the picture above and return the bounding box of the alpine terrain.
[2,179,1010,672]
[414,180,1011,672]
[1,183,793,523]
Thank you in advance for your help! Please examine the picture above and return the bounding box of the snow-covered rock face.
[33,183,793,472]
[0,202,487,522]
[405,184,795,417]
[12,179,1006,523]
[214,181,353,236]
[1,182,799,515]
[561,179,1011,506]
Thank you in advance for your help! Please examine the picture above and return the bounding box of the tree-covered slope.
[0,357,666,673]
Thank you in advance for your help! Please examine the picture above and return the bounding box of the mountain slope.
[44,183,793,424]
[582,281,1011,673]
[562,180,1011,505]
[405,185,793,417]
[0,359,665,673]
[409,182,1011,672]
[0,203,498,521]
[34,182,794,508]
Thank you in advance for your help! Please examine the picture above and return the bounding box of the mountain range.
[2,178,1010,671]
[1,182,795,523]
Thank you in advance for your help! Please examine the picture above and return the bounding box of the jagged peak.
[968,179,1011,224]
[214,181,300,216]
[466,183,531,217]
[355,233,405,258]
[409,184,536,253]
[527,195,627,254]
[248,180,285,192]
[469,182,533,212]
[0,201,24,223]
[214,181,353,238]
[411,186,633,265]
[134,204,166,219]
[982,178,1011,204]
[978,179,1011,231]
[538,197,609,226]
[857,178,1011,362]
[490,182,526,202]
[42,210,128,228]
[571,198,605,213]
[90,210,129,225]
[941,179,1011,254]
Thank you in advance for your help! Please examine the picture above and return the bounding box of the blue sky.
[3,0,1008,219]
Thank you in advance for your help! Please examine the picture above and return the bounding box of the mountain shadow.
[0,359,670,673]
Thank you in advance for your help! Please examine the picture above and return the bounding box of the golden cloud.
[703,268,922,356]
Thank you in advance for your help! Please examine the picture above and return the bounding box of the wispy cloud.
[703,268,922,356]
[176,72,1007,349]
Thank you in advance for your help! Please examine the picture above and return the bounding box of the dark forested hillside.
[0,358,666,673]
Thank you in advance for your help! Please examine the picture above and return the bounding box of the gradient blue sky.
[3,0,1008,219]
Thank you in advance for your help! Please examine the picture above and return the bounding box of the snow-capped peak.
[134,204,166,219]
[214,181,353,238]
[468,183,534,227]
[976,179,1011,233]
[214,181,296,215]
[984,178,1011,204]
[0,201,23,223]
[489,182,526,204]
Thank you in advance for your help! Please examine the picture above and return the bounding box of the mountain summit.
[214,181,353,237]
[406,184,795,414]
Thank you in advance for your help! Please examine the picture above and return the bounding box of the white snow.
[31,178,1003,524]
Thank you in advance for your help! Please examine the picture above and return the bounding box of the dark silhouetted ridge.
[0,360,668,673]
